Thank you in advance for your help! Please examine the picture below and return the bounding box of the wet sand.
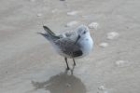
[0,0,140,93]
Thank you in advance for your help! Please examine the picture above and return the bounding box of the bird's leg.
[65,57,70,70]
[73,58,76,66]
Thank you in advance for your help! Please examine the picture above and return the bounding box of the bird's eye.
[83,31,86,34]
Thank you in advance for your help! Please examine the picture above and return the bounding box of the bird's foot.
[66,67,70,70]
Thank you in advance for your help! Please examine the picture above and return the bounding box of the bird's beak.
[75,35,81,44]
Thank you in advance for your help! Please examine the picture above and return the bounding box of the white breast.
[79,35,93,57]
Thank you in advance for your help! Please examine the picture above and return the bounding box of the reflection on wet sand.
[31,70,86,93]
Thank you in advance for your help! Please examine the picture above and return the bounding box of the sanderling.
[39,25,93,70]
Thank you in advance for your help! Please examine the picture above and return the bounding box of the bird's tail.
[39,26,60,41]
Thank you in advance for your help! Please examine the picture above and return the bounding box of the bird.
[39,25,93,70]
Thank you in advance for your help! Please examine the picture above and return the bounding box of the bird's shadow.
[31,68,86,93]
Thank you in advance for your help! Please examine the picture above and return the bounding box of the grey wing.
[54,38,83,57]
[63,31,77,38]
[65,32,74,37]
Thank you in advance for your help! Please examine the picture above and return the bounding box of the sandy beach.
[0,0,140,93]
